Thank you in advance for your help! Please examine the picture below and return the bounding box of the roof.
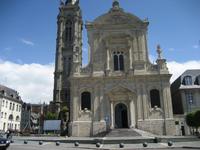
[0,84,23,102]
[181,69,200,77]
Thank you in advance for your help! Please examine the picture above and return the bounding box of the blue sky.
[0,0,200,103]
[0,0,200,65]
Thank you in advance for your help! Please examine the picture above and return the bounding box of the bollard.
[168,141,173,147]
[74,141,79,147]
[56,141,60,146]
[24,140,28,144]
[119,143,124,148]
[96,142,101,148]
[39,141,43,145]
[143,142,148,147]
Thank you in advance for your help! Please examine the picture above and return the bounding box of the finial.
[112,0,120,9]
[65,0,72,5]
[60,0,64,5]
[156,44,162,59]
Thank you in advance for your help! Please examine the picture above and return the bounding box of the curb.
[182,146,200,149]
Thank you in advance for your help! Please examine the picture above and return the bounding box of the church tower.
[53,0,82,114]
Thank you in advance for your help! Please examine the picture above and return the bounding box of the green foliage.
[61,106,68,113]
[194,110,200,128]
[186,110,200,134]
[186,112,195,127]
[45,112,57,120]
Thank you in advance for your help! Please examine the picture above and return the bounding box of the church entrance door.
[115,103,128,128]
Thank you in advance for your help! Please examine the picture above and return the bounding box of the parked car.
[0,137,10,150]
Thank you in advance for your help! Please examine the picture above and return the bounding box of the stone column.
[72,87,79,121]
[106,48,110,71]
[110,101,114,129]
[142,84,148,119]
[128,40,133,70]
[129,99,135,128]
[166,86,173,118]
[93,87,100,121]
[100,87,104,121]
[137,86,143,120]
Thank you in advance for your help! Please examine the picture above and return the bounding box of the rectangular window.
[13,103,15,110]
[2,100,5,107]
[10,102,12,110]
[6,101,8,108]
[185,92,194,104]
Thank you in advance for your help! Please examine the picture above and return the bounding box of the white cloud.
[0,60,54,104]
[168,60,200,82]
[193,45,199,49]
[169,48,175,51]
[20,38,35,46]
[149,54,156,64]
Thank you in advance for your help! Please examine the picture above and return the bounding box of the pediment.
[93,9,146,26]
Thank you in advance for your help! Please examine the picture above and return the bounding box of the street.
[7,140,200,150]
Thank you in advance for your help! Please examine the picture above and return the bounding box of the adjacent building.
[53,0,175,136]
[0,84,23,132]
[171,69,200,135]
[21,103,48,134]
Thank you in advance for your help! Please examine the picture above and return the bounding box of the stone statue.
[156,44,162,59]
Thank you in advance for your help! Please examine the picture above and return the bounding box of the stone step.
[105,128,141,137]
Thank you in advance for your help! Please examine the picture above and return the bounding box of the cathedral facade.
[53,0,175,136]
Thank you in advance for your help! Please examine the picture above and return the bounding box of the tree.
[194,110,200,134]
[186,112,195,134]
[45,112,57,120]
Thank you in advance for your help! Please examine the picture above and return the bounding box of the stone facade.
[53,0,175,136]
[0,84,23,132]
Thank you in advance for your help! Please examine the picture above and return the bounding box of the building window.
[19,106,21,112]
[6,101,8,108]
[16,104,18,111]
[183,76,192,85]
[16,116,20,122]
[12,103,15,110]
[2,100,5,107]
[3,123,6,131]
[185,92,194,104]
[81,92,91,110]
[195,75,200,85]
[150,89,161,108]
[1,112,3,118]
[66,20,72,42]
[113,51,124,71]
[4,113,7,119]
[8,114,13,121]
[9,102,12,110]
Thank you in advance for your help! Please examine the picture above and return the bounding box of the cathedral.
[53,0,175,136]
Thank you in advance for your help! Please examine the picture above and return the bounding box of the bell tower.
[53,0,82,113]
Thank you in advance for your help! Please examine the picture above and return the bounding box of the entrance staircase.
[105,128,141,137]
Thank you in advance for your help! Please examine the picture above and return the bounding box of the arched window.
[16,116,20,121]
[66,20,72,42]
[150,89,161,108]
[8,114,13,121]
[183,76,192,85]
[113,51,124,71]
[81,92,91,110]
